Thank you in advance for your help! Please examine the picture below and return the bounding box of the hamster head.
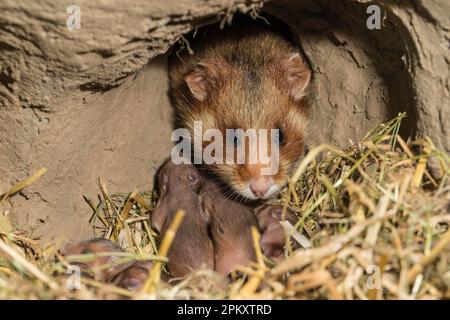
[173,47,311,200]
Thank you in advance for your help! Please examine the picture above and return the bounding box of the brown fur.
[205,173,257,275]
[169,22,311,199]
[152,160,215,277]
[152,159,257,277]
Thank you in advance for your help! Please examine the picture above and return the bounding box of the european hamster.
[169,19,311,200]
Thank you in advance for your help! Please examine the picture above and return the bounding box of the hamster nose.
[249,177,274,198]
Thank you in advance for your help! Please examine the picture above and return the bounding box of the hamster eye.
[227,132,241,147]
[275,128,285,145]
[187,171,199,184]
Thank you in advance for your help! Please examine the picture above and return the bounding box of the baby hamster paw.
[111,260,155,291]
[254,205,298,261]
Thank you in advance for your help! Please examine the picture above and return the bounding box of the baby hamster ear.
[185,58,229,101]
[157,169,169,196]
[283,53,311,101]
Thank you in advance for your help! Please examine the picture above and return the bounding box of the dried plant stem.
[236,227,265,298]
[141,210,185,294]
[81,277,135,298]
[0,168,47,202]
[119,189,138,224]
[290,145,350,184]
[272,216,382,276]
[412,147,430,188]
[0,239,58,290]
[407,227,450,283]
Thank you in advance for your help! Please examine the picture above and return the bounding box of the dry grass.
[0,113,449,299]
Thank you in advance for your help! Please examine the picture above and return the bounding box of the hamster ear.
[185,63,210,101]
[283,53,311,101]
[185,58,229,101]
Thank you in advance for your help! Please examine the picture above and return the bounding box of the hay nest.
[0,113,449,299]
